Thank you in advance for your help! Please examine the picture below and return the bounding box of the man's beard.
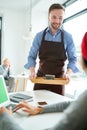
[51,23,61,30]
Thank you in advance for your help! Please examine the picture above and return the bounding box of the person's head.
[48,3,65,32]
[81,32,87,72]
[2,58,10,68]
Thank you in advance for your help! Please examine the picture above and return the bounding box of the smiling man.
[24,3,78,95]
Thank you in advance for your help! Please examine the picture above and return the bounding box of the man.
[24,3,78,95]
[0,31,86,130]
[0,58,15,92]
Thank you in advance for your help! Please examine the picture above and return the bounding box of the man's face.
[48,9,64,31]
[4,60,10,68]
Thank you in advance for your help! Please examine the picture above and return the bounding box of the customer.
[0,107,23,130]
[0,58,15,92]
[0,32,87,130]
[24,3,78,95]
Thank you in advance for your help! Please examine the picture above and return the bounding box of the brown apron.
[34,28,67,95]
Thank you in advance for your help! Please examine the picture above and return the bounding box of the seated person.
[0,107,23,130]
[0,58,15,92]
[0,32,87,130]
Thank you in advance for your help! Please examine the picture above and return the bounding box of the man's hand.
[29,67,37,79]
[63,68,72,82]
[66,68,72,75]
[14,101,43,115]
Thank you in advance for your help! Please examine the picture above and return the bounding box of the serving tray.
[30,77,69,85]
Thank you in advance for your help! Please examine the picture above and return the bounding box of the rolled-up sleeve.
[64,33,79,73]
[24,32,43,69]
[41,101,71,114]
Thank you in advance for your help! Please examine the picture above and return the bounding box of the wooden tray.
[30,77,69,85]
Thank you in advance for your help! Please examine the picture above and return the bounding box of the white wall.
[0,7,48,75]
[32,9,48,35]
[0,8,32,74]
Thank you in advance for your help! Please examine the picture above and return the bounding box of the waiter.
[24,3,79,95]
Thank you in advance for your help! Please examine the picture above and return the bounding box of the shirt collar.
[46,27,63,35]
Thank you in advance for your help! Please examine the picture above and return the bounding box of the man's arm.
[0,65,9,78]
[0,66,4,75]
[65,32,79,73]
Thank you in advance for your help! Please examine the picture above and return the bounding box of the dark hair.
[49,3,65,14]
[82,57,87,68]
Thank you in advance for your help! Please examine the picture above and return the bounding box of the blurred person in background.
[0,58,15,92]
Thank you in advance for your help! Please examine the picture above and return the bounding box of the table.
[13,90,72,130]
[11,74,29,92]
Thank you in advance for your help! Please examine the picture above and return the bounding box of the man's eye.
[59,17,63,20]
[51,16,56,19]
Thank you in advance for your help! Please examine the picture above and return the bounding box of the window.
[63,0,87,73]
[63,0,87,98]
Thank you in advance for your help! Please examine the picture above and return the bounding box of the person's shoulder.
[36,29,46,37]
[63,29,72,37]
[0,64,3,68]
[35,27,48,37]
[32,29,46,43]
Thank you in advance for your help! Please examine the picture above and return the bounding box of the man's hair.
[49,3,65,14]
[2,58,9,64]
